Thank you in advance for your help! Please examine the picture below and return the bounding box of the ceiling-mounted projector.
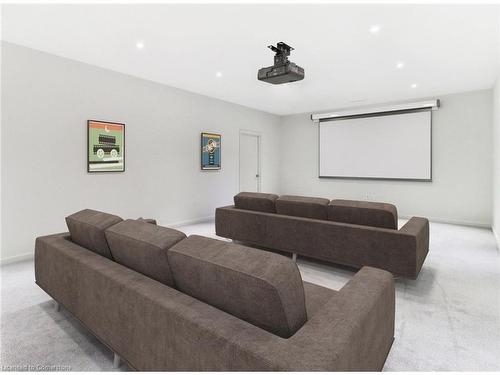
[258,42,304,84]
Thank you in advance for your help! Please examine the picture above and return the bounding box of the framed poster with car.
[87,120,125,173]
[201,132,221,170]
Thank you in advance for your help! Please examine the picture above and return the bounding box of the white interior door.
[239,132,261,192]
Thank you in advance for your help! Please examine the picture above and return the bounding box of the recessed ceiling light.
[369,25,381,34]
[136,41,144,50]
[396,62,405,69]
[411,83,418,89]
[215,72,222,78]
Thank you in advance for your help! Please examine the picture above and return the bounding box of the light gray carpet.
[1,220,499,371]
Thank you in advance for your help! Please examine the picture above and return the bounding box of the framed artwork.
[87,120,125,173]
[201,132,221,170]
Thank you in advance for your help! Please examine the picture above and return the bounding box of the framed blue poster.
[201,132,221,170]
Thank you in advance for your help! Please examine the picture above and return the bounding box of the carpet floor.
[1,220,499,371]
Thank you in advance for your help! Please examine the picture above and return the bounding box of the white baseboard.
[0,252,34,266]
[168,216,215,228]
[399,215,491,228]
[493,226,500,251]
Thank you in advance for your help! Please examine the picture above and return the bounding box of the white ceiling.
[2,4,499,115]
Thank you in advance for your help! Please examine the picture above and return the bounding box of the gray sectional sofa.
[35,209,395,371]
[216,192,429,279]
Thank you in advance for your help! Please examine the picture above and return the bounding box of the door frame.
[239,130,262,193]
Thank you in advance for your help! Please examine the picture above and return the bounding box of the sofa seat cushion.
[276,195,330,220]
[328,200,398,230]
[168,235,307,338]
[234,192,279,213]
[65,209,123,259]
[105,219,186,287]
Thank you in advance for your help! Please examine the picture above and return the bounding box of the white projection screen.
[319,110,431,180]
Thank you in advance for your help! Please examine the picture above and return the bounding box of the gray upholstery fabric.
[35,233,395,370]
[399,217,430,277]
[328,199,398,229]
[168,235,307,338]
[216,206,429,279]
[65,209,122,259]
[234,192,279,213]
[303,281,338,318]
[276,195,330,220]
[137,217,157,225]
[105,220,186,286]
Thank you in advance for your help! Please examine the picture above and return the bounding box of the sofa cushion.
[328,200,398,230]
[65,209,123,259]
[105,219,186,286]
[276,195,330,220]
[234,192,278,213]
[168,235,307,338]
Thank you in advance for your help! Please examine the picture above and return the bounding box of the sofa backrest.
[65,209,123,259]
[234,192,278,213]
[328,199,398,230]
[104,219,186,287]
[233,191,399,230]
[276,195,330,220]
[168,235,307,338]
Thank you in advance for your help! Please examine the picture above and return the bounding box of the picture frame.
[201,132,221,170]
[87,120,125,173]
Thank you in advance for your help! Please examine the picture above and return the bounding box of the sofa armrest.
[399,216,429,236]
[399,217,430,278]
[323,266,395,370]
[265,266,395,371]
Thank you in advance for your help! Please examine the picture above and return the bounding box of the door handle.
[256,174,260,178]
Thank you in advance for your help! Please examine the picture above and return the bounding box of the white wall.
[279,90,493,227]
[494,80,500,247]
[0,42,281,262]
[493,10,500,249]
[493,36,500,248]
[0,8,3,264]
[1,42,496,263]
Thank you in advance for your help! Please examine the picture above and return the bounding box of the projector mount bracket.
[268,42,294,66]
